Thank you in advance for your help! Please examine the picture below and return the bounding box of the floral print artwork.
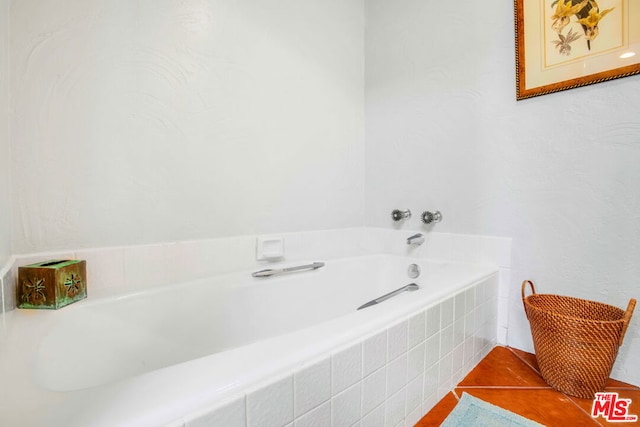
[550,0,615,56]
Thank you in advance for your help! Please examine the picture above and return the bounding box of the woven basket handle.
[521,280,536,302]
[619,298,636,346]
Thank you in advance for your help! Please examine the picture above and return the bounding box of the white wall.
[9,0,365,253]
[5,0,640,387]
[365,0,640,385]
[0,0,11,267]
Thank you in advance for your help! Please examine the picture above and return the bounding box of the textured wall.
[0,0,11,267]
[365,0,640,385]
[10,0,365,253]
[6,0,640,387]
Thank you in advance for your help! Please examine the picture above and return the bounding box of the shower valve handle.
[391,209,412,222]
[421,211,442,225]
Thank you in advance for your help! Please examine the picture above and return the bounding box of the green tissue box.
[18,260,87,309]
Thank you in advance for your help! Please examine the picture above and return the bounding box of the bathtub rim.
[0,258,499,427]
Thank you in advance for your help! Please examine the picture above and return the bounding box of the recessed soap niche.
[256,236,284,261]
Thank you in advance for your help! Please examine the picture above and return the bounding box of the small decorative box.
[18,260,87,309]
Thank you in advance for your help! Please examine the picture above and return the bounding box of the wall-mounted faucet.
[421,211,442,225]
[407,233,425,246]
[391,209,412,222]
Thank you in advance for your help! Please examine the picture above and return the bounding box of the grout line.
[455,385,554,390]
[562,393,603,426]
[506,346,542,376]
[507,345,603,425]
[506,346,640,391]
[605,386,640,391]
[429,345,616,426]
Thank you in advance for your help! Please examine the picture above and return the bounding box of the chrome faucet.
[391,209,412,222]
[407,233,425,246]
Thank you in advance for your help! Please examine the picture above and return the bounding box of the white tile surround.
[1,227,512,314]
[176,276,498,427]
[0,227,510,426]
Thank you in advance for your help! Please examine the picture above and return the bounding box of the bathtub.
[0,254,499,426]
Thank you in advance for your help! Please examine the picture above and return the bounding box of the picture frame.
[515,0,640,100]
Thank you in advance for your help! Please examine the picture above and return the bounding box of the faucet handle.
[421,211,442,225]
[391,209,412,222]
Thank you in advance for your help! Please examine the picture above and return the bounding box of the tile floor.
[416,346,640,426]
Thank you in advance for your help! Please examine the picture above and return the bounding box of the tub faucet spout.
[407,233,425,246]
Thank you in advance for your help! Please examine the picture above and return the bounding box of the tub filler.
[0,254,499,427]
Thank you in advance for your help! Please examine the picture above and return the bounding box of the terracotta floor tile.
[419,346,640,427]
[457,346,550,388]
[509,346,541,373]
[605,378,640,390]
[414,392,458,426]
[506,347,639,392]
[453,388,599,427]
[568,389,640,426]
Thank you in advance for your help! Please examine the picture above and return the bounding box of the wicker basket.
[522,280,636,399]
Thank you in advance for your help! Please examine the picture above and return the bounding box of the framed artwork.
[515,0,640,100]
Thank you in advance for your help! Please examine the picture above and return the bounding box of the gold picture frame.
[515,0,640,100]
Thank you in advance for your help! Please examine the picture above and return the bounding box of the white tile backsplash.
[423,232,451,261]
[162,240,209,284]
[74,247,124,291]
[0,228,511,306]
[123,244,169,289]
[450,234,480,263]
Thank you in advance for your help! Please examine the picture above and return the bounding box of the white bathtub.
[0,254,499,426]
